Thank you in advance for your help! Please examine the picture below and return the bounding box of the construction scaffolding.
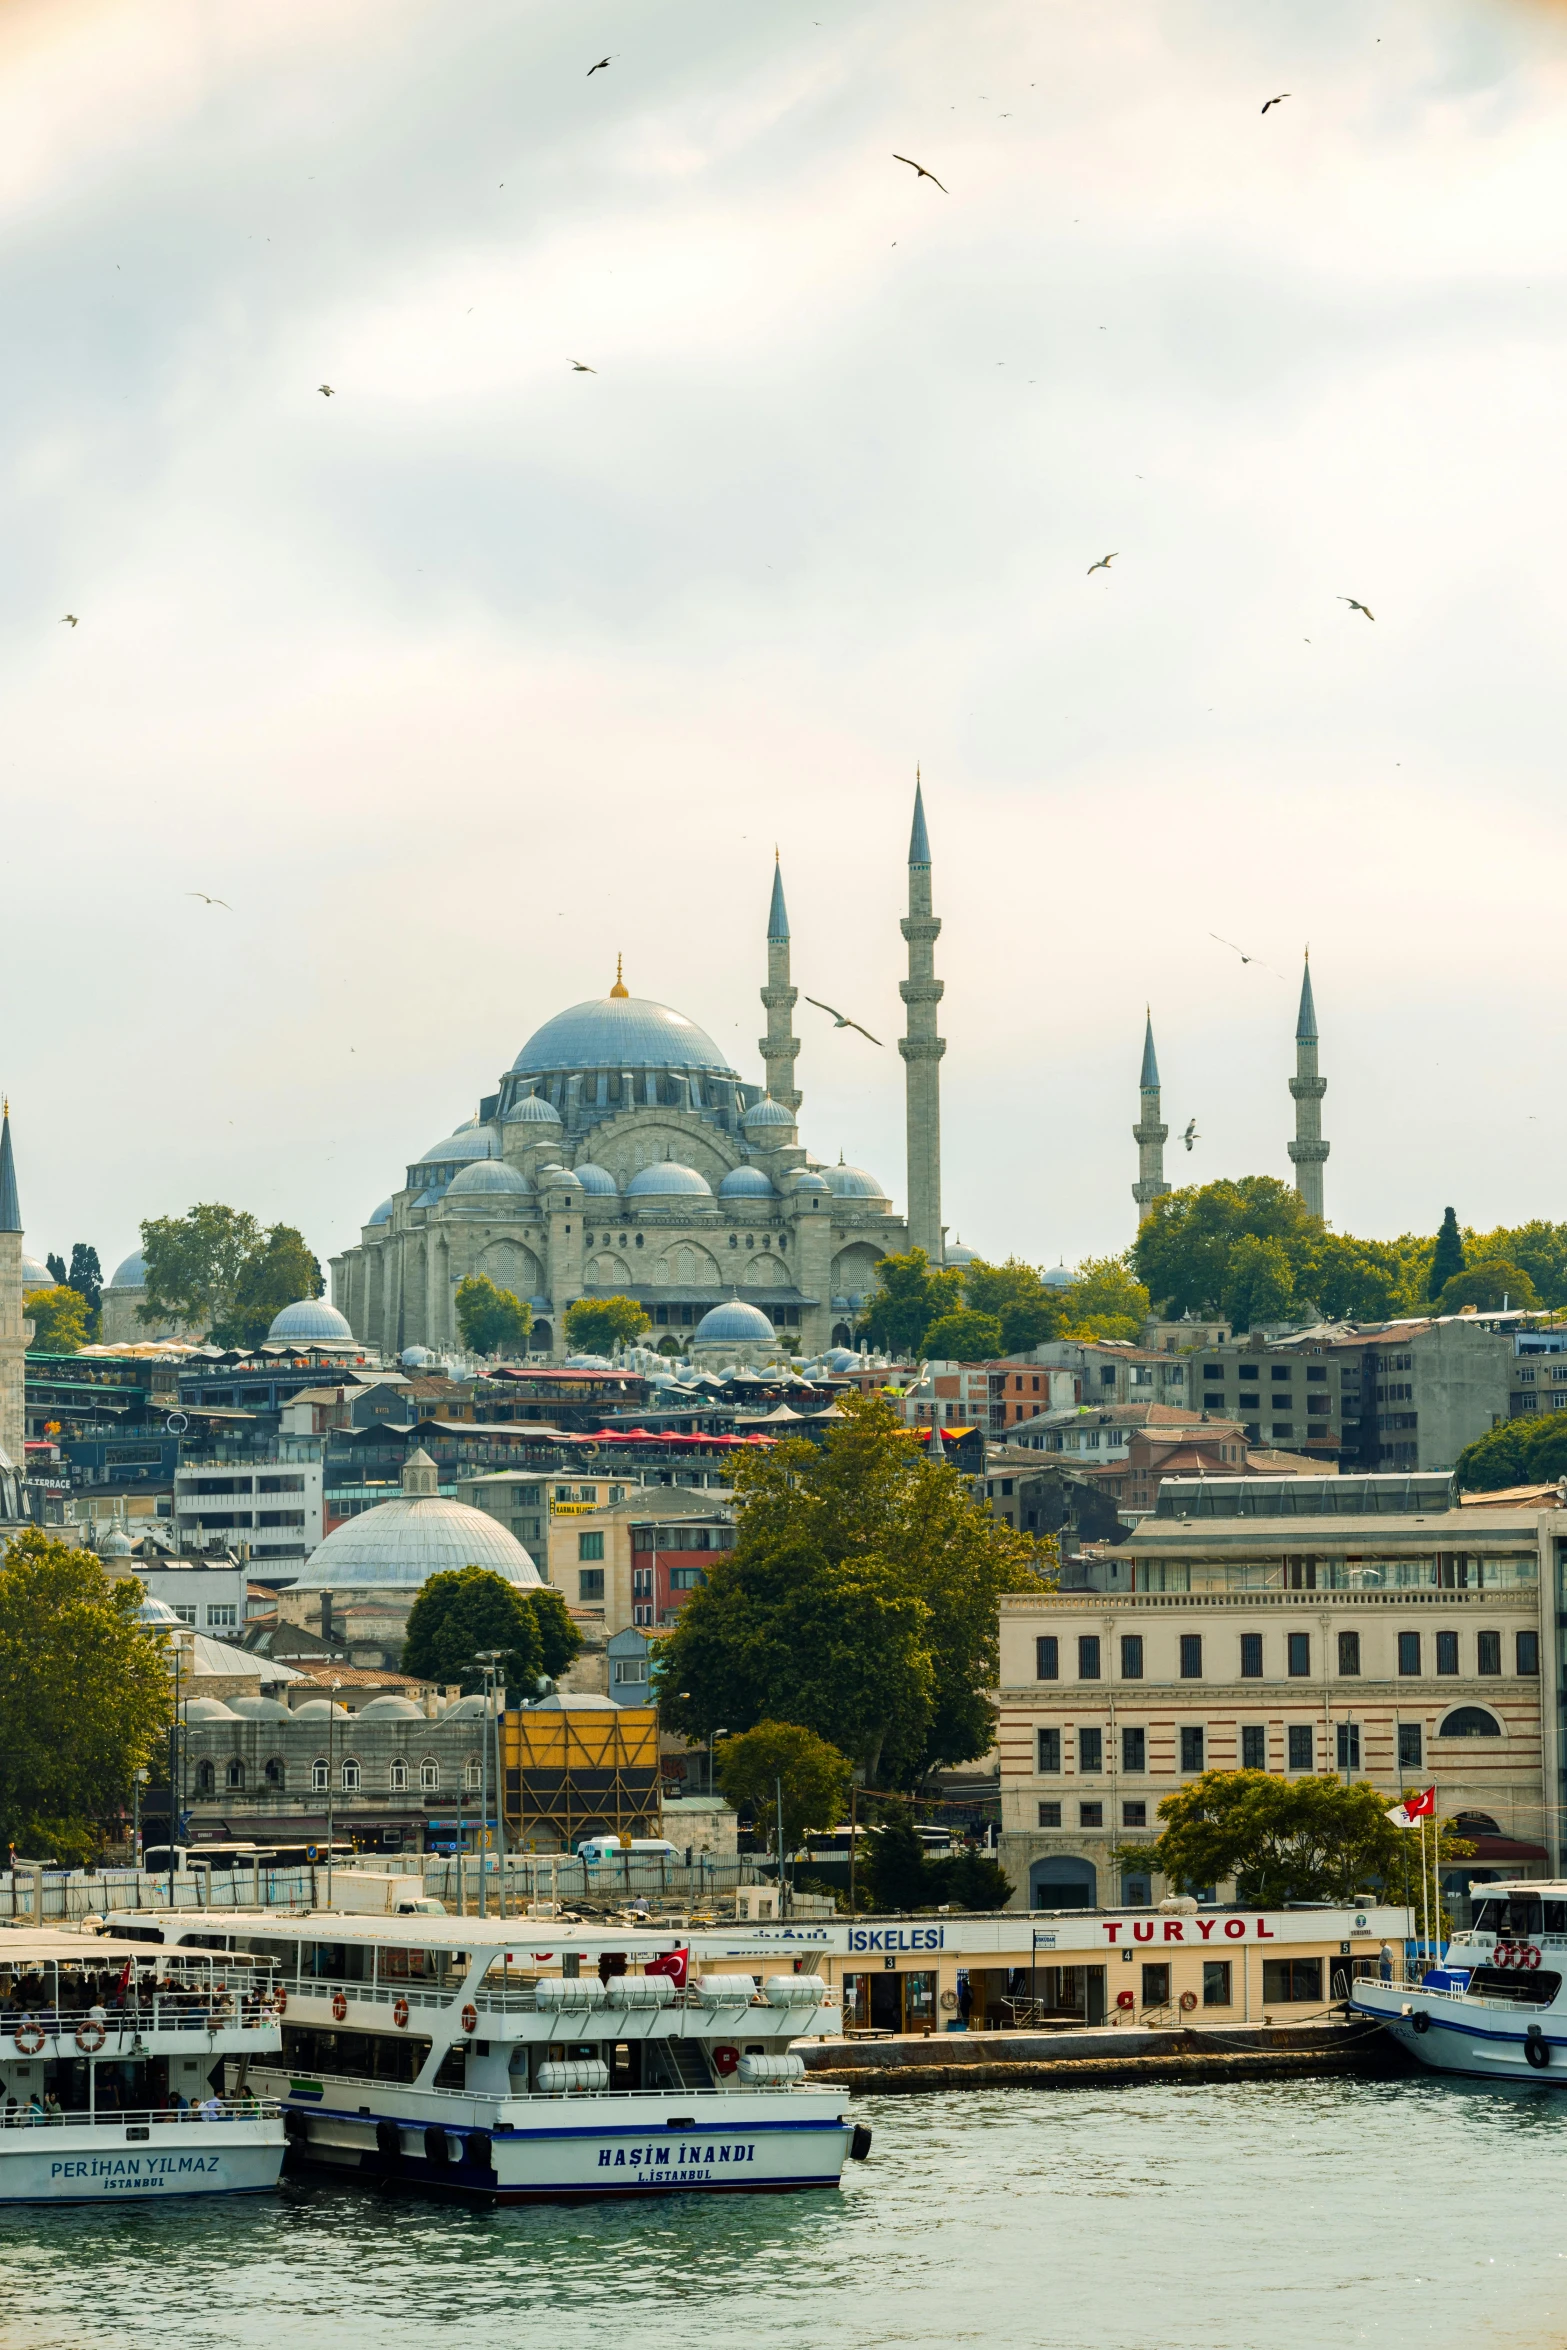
[500,1703,661,1849]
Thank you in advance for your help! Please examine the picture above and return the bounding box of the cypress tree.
[1429,1207,1465,1300]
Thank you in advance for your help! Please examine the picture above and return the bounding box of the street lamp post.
[475,1651,507,1921]
[132,1768,149,1868]
[325,1680,342,1908]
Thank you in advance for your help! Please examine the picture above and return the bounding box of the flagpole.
[1429,1784,1441,1967]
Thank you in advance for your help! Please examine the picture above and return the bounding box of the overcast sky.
[4,0,1567,1287]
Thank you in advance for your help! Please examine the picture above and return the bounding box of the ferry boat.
[0,1930,285,2203]
[1350,1880,1567,2082]
[141,1910,869,2202]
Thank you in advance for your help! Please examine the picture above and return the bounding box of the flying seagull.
[1183,1118,1200,1152]
[1210,932,1286,980]
[805,996,883,1046]
[1087,552,1117,575]
[59,614,78,627]
[1339,596,1374,620]
[587,54,613,73]
[318,383,334,397]
[187,892,232,910]
[893,154,948,192]
[569,358,597,372]
[1261,93,1290,112]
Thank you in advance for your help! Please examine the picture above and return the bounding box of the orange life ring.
[1179,1991,1198,2013]
[331,1991,348,2022]
[712,2043,739,2076]
[75,2019,106,2053]
[392,1998,410,2030]
[460,2004,478,2035]
[1116,1991,1135,2011]
[14,2024,45,2056]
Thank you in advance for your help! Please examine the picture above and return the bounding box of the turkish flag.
[1386,1787,1437,1827]
[645,1948,688,1988]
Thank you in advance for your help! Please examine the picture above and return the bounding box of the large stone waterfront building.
[331,801,946,1361]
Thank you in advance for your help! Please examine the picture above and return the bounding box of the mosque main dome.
[293,1451,541,1590]
[511,995,737,1081]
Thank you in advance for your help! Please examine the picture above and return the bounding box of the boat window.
[1502,1898,1544,1939]
[377,1947,469,1990]
[301,1941,375,1985]
[481,1958,541,1990]
[279,2024,432,2085]
[1467,1967,1562,2007]
[432,2042,468,2090]
[1472,1898,1505,1934]
[1545,1903,1567,1937]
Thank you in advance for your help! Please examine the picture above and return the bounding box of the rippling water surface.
[6,2076,1567,2350]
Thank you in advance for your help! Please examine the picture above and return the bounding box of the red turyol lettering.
[1224,1918,1246,1939]
[1133,1921,1155,1942]
[1256,1920,1274,1940]
[1196,1919,1216,1941]
[1102,1924,1122,1944]
[1163,1922,1184,1942]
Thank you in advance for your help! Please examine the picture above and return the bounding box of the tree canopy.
[454,1273,528,1358]
[1116,1768,1471,1907]
[1437,1259,1538,1314]
[959,1257,1066,1355]
[656,1391,1054,1785]
[24,1286,91,1355]
[0,1532,171,1862]
[1131,1178,1439,1330]
[921,1308,1004,1362]
[215,1226,324,1350]
[401,1566,581,1694]
[858,1810,1013,1911]
[564,1296,651,1354]
[1060,1255,1151,1341]
[67,1244,103,1315]
[1429,1207,1464,1299]
[1456,1413,1567,1492]
[861,1249,963,1356]
[139,1206,321,1344]
[713,1721,852,1857]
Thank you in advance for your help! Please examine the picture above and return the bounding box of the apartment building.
[997,1483,1554,1912]
[172,1453,325,1566]
[897,1359,1077,1435]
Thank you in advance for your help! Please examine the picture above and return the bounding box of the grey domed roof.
[824,1347,860,1372]
[573,1163,618,1196]
[292,1497,540,1592]
[100,1526,135,1558]
[565,1352,612,1369]
[268,1297,355,1344]
[21,1253,53,1291]
[945,1239,977,1266]
[1042,1263,1075,1290]
[442,1693,490,1719]
[718,1166,775,1198]
[537,1163,583,1191]
[503,1091,562,1125]
[109,1250,147,1289]
[184,1696,239,1722]
[742,1096,794,1129]
[400,1345,432,1368]
[367,1199,395,1227]
[357,1694,425,1718]
[228,1694,293,1720]
[694,1298,776,1344]
[133,1595,181,1625]
[626,1161,713,1198]
[511,995,736,1079]
[415,1125,499,1167]
[445,1160,530,1198]
[825,1164,887,1200]
[786,1169,831,1196]
[292,1698,351,1718]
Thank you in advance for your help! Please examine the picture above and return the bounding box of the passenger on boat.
[197,2095,223,2122]
[43,2094,62,2126]
[24,2095,44,2125]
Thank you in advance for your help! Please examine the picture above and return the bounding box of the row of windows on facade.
[1034,1713,1491,1782]
[193,1758,482,1795]
[1034,1630,1540,1683]
[167,1605,239,1630]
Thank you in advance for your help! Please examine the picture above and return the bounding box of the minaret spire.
[0,1102,27,1471]
[758,852,801,1113]
[1132,1009,1169,1229]
[899,769,946,1260]
[1288,951,1328,1218]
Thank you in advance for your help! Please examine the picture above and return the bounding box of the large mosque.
[329,787,948,1363]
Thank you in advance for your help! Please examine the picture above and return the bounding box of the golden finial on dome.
[610,954,629,999]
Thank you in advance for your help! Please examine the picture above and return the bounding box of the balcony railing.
[0,2099,283,2132]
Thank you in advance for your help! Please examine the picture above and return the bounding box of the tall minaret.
[758,855,801,1114]
[1132,1011,1169,1227]
[1288,953,1329,1219]
[0,1104,27,1471]
[899,774,946,1260]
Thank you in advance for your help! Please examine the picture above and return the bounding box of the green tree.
[861,1810,933,1909]
[454,1273,529,1358]
[139,1205,263,1337]
[1060,1255,1151,1342]
[67,1244,103,1314]
[1465,1220,1567,1310]
[212,1225,323,1350]
[938,1847,1014,1909]
[1429,1207,1465,1300]
[45,1253,67,1289]
[1438,1259,1538,1314]
[564,1296,652,1354]
[921,1308,1004,1362]
[0,1532,171,1860]
[1221,1233,1297,1331]
[713,1721,852,1858]
[657,1392,1054,1785]
[24,1286,91,1354]
[401,1566,548,1694]
[861,1248,963,1357]
[1116,1768,1471,1906]
[1133,1178,1320,1319]
[1456,1414,1567,1492]
[528,1586,584,1679]
[1301,1231,1423,1323]
[962,1258,1067,1354]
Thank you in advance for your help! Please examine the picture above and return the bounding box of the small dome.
[824,1347,859,1372]
[694,1298,777,1345]
[268,1298,355,1345]
[184,1696,240,1722]
[227,1694,293,1720]
[292,1698,351,1718]
[1042,1263,1075,1290]
[415,1125,499,1167]
[133,1595,181,1626]
[945,1239,977,1266]
[742,1096,794,1130]
[537,1163,583,1193]
[825,1164,887,1200]
[100,1526,134,1558]
[367,1199,395,1227]
[626,1161,713,1198]
[400,1345,432,1368]
[572,1164,618,1196]
[109,1250,147,1288]
[21,1254,53,1292]
[718,1166,775,1199]
[441,1694,490,1719]
[565,1352,612,1370]
[445,1160,531,1198]
[503,1092,562,1126]
[357,1694,425,1718]
[786,1169,831,1196]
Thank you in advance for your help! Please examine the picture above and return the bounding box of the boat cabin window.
[280,2024,432,2086]
[301,1941,376,1985]
[377,1947,470,1991]
[1474,1896,1545,1939]
[480,1957,540,1990]
[432,2042,468,2090]
[1467,1967,1563,2007]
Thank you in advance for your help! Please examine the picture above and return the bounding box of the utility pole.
[476,1650,506,1920]
[325,1679,342,1909]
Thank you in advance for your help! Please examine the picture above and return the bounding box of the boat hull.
[0,2117,286,2205]
[1351,1982,1567,2084]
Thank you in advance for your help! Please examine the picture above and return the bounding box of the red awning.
[1467,1837,1549,1862]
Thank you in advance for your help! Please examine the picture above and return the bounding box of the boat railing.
[1371,1962,1560,2011]
[290,1980,836,2021]
[254,2065,814,2108]
[0,1999,281,2046]
[0,2098,284,2131]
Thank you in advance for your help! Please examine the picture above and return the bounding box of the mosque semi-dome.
[511,995,736,1081]
[445,1160,531,1200]
[694,1297,777,1345]
[504,1092,562,1127]
[626,1160,713,1199]
[414,1125,498,1168]
[825,1163,887,1200]
[572,1163,619,1196]
[268,1297,356,1345]
[293,1450,540,1591]
[367,1200,395,1227]
[718,1165,775,1199]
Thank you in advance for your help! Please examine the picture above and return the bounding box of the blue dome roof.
[366,1199,394,1227]
[21,1254,53,1291]
[718,1166,775,1199]
[787,1169,830,1196]
[504,1092,562,1125]
[742,1096,794,1129]
[445,1160,530,1198]
[825,1164,886,1200]
[538,1163,583,1190]
[626,1160,713,1198]
[573,1163,619,1196]
[415,1124,498,1167]
[109,1250,147,1288]
[695,1298,777,1344]
[511,995,735,1079]
[1042,1263,1074,1289]
[268,1297,355,1344]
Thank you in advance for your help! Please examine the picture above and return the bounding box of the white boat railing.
[285,1979,835,2020]
[260,2067,818,2108]
[0,2000,280,2046]
[0,2099,284,2130]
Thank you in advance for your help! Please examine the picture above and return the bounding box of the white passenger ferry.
[0,1931,285,2203]
[1351,1881,1567,2081]
[137,1911,868,2202]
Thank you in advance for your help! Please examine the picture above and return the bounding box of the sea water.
[5,2075,1567,2350]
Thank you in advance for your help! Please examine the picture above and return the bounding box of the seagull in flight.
[587,54,613,73]
[893,154,948,192]
[1210,933,1285,980]
[1183,1118,1200,1152]
[1087,552,1117,575]
[318,383,334,397]
[59,614,78,627]
[187,892,233,910]
[569,358,597,372]
[1261,93,1290,113]
[1339,596,1374,620]
[805,996,883,1046]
